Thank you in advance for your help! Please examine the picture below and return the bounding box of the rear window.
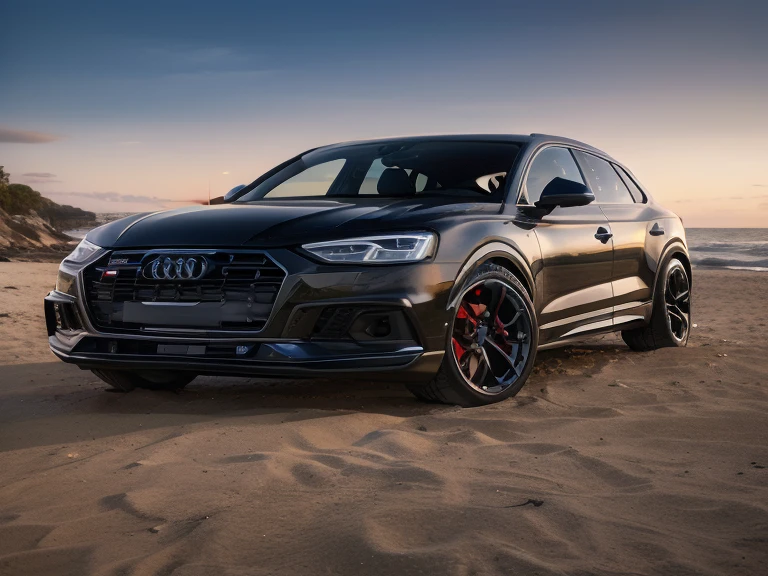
[237,140,521,202]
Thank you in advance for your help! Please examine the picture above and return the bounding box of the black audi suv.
[45,134,691,406]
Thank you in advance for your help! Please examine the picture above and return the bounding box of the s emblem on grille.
[144,256,209,281]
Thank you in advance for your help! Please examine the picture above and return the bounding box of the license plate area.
[156,344,207,355]
[121,301,267,329]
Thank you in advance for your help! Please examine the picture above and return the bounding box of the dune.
[0,263,766,575]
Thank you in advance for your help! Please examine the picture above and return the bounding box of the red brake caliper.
[453,299,479,365]
[453,304,471,362]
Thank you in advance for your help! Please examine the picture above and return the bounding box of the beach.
[0,263,766,575]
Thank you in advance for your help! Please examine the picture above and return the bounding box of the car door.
[571,151,655,326]
[519,146,615,342]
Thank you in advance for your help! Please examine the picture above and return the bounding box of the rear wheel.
[92,369,196,392]
[407,264,538,407]
[622,257,691,351]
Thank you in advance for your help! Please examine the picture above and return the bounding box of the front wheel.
[407,264,538,407]
[622,257,691,351]
[91,369,196,392]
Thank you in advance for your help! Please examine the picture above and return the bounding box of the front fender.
[446,241,537,309]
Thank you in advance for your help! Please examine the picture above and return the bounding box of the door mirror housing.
[534,178,595,209]
[223,184,247,203]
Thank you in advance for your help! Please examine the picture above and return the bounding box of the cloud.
[48,191,177,205]
[22,172,57,178]
[753,184,768,187]
[18,172,62,184]
[47,191,207,206]
[24,178,63,184]
[0,127,61,144]
[759,203,768,210]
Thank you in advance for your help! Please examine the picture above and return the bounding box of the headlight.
[64,238,103,264]
[303,233,436,264]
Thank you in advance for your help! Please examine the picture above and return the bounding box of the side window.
[522,147,584,205]
[572,151,634,204]
[614,164,646,203]
[415,172,428,192]
[264,159,345,198]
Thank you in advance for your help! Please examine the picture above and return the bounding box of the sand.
[0,263,766,575]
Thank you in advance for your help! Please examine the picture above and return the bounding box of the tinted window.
[264,159,346,198]
[359,158,387,195]
[415,172,428,192]
[522,146,584,204]
[614,164,646,203]
[237,141,521,202]
[359,159,430,195]
[572,151,634,204]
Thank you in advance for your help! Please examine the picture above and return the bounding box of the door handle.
[594,227,613,244]
[649,223,665,236]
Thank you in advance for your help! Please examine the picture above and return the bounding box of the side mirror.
[223,184,247,203]
[535,178,594,209]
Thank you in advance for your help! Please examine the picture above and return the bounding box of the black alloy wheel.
[665,262,691,342]
[407,264,538,406]
[622,257,692,351]
[451,278,533,395]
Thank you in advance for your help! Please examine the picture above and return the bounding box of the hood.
[86,198,499,249]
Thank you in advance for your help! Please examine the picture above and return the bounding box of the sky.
[1,0,767,226]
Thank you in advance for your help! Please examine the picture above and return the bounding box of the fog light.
[365,317,392,338]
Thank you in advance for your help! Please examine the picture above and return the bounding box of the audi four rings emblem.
[144,256,208,280]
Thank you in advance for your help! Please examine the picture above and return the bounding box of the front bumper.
[45,248,458,380]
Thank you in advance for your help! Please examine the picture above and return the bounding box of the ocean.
[64,213,135,240]
[64,218,768,273]
[687,228,768,272]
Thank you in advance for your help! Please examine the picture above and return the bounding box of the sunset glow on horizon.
[1,0,766,226]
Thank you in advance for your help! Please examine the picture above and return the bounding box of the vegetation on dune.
[0,166,96,226]
[0,166,97,252]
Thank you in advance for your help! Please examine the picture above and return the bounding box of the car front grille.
[82,250,286,334]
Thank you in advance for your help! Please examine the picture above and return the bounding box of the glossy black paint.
[47,134,690,380]
[535,178,595,209]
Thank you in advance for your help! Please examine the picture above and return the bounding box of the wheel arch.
[447,242,535,309]
[488,256,533,297]
[652,240,692,301]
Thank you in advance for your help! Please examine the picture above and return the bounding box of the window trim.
[571,149,637,205]
[612,163,648,204]
[513,141,653,207]
[514,144,585,206]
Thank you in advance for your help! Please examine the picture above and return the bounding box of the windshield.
[235,140,521,202]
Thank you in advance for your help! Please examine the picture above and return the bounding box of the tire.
[407,263,539,407]
[92,369,196,392]
[622,257,691,351]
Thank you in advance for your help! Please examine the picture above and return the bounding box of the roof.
[315,133,612,161]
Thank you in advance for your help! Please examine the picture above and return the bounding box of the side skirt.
[538,300,652,347]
